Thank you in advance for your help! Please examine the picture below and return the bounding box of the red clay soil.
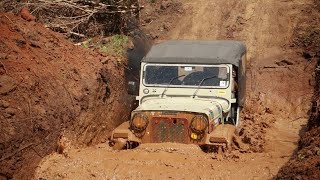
[276,61,320,179]
[276,2,320,178]
[276,68,320,179]
[139,0,184,40]
[34,0,318,179]
[0,13,132,179]
[1,0,320,179]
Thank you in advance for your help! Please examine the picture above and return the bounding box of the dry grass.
[1,0,142,41]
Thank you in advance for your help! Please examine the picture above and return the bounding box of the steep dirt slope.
[0,13,132,179]
[34,0,318,179]
[276,2,320,178]
[139,0,184,40]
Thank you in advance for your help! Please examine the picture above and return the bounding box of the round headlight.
[190,115,208,133]
[131,113,149,132]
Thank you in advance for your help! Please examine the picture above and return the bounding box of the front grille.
[151,117,189,144]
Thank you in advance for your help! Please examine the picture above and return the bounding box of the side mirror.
[127,81,139,95]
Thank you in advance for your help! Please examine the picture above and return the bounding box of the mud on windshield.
[143,64,230,88]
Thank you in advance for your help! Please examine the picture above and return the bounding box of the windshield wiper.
[161,75,186,98]
[192,76,217,98]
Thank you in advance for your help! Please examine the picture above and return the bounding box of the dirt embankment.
[139,0,184,40]
[276,1,320,178]
[0,13,132,179]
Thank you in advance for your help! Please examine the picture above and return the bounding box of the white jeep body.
[110,40,247,148]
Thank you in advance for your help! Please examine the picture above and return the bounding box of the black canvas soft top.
[143,40,246,67]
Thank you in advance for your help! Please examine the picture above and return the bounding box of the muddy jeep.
[110,40,247,151]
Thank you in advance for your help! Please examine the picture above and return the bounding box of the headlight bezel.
[130,113,149,132]
[190,115,209,134]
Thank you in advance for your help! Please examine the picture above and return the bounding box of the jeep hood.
[134,97,229,121]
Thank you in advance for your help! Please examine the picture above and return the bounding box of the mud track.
[35,0,317,179]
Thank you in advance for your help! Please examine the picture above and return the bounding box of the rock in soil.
[0,100,10,108]
[0,75,16,95]
[20,7,36,22]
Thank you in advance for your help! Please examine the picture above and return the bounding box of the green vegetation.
[99,34,129,57]
[79,34,130,66]
[82,39,91,49]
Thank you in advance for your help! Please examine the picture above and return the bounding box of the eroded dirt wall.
[276,63,320,179]
[0,13,132,179]
[275,1,320,178]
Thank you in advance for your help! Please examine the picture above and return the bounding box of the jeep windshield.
[144,64,229,88]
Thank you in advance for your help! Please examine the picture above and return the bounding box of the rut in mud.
[33,0,319,179]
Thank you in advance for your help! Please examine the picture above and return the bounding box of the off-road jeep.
[110,40,247,151]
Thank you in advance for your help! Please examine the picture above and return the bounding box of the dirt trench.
[276,1,320,178]
[33,0,319,179]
